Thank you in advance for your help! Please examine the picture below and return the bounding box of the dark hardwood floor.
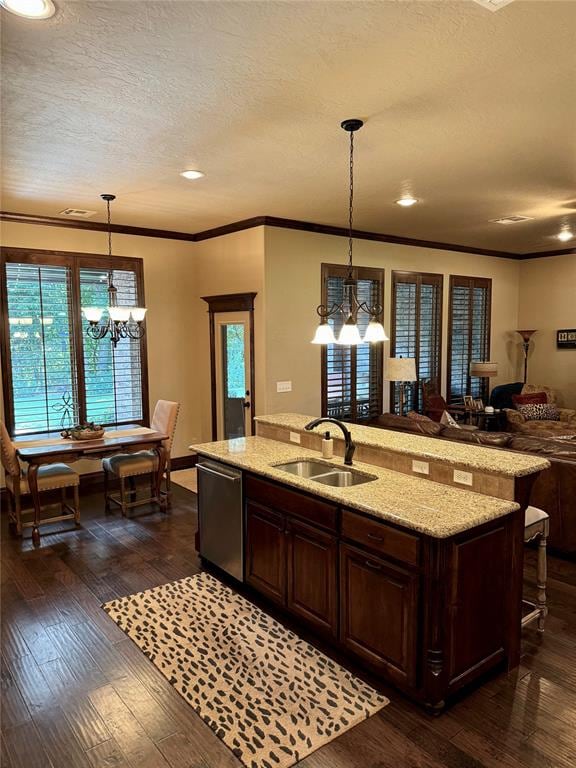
[1,485,575,768]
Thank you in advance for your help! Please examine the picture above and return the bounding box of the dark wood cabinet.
[286,517,338,637]
[340,542,418,686]
[246,502,286,604]
[230,470,527,711]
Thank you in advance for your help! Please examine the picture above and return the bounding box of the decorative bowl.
[67,426,105,441]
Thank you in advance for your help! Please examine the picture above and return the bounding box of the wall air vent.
[490,215,533,225]
[59,208,97,218]
[471,0,515,11]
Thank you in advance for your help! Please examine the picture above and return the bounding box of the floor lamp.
[516,329,537,384]
[385,357,417,416]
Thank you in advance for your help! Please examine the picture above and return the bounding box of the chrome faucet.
[304,417,356,466]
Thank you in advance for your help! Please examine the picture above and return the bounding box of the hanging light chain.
[348,128,354,275]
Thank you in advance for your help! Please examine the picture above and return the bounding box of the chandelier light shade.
[82,194,147,348]
[311,119,388,346]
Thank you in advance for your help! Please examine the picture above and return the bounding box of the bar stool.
[522,505,549,632]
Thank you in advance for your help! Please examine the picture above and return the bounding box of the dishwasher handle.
[197,463,241,483]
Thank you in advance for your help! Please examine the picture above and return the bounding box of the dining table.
[14,425,168,546]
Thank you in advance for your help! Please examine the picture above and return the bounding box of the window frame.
[320,262,384,423]
[390,270,443,414]
[447,274,492,404]
[0,246,150,436]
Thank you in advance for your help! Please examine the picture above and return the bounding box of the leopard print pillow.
[517,403,560,421]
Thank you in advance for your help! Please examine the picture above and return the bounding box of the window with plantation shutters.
[4,262,78,434]
[321,264,383,422]
[1,248,149,435]
[447,275,492,404]
[390,271,443,414]
[80,267,143,425]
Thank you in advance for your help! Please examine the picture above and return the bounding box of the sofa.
[503,384,576,437]
[370,412,576,557]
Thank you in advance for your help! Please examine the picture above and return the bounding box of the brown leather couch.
[370,413,576,557]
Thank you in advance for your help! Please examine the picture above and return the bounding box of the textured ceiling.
[1,0,575,253]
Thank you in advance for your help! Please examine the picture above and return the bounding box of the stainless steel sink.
[273,460,334,478]
[273,460,377,487]
[311,470,375,487]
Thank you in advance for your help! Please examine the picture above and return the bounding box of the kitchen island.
[191,429,548,712]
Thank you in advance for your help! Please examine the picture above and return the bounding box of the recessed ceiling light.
[395,197,418,207]
[0,0,56,19]
[180,170,205,180]
[557,229,574,242]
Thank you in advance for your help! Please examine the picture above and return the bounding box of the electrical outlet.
[289,431,301,444]
[412,460,429,475]
[453,469,473,486]
[276,381,292,393]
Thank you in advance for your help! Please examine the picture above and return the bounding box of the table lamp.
[385,357,417,416]
[469,361,498,401]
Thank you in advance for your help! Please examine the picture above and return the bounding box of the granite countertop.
[190,436,521,538]
[255,413,551,478]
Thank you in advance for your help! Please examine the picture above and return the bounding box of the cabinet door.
[340,543,418,686]
[246,502,286,604]
[286,518,338,638]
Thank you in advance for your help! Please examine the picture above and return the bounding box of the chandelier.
[311,119,387,346]
[82,194,147,348]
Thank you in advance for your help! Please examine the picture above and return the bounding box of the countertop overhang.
[190,436,521,538]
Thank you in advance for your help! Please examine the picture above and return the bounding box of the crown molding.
[0,210,196,241]
[2,209,573,260]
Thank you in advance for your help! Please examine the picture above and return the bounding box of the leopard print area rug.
[102,572,389,768]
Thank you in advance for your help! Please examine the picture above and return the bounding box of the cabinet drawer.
[246,475,338,531]
[341,509,420,567]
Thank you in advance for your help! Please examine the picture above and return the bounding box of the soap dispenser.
[322,431,334,459]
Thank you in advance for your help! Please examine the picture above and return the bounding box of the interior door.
[214,311,252,440]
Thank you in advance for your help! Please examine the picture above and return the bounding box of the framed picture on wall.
[557,329,576,349]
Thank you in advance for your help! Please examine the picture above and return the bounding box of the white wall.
[518,253,576,407]
[263,227,522,415]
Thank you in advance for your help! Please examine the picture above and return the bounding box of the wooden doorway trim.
[201,292,257,441]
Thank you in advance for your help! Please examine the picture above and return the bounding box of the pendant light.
[311,119,387,346]
[82,194,147,347]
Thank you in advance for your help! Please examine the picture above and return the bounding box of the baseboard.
[171,455,197,471]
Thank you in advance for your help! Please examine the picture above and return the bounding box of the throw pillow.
[517,403,560,421]
[440,410,461,428]
[406,411,432,422]
[512,392,547,408]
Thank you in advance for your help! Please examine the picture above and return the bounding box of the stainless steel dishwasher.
[197,459,243,581]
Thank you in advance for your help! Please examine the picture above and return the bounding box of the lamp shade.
[470,361,498,377]
[384,357,417,382]
[516,329,537,342]
[311,322,336,344]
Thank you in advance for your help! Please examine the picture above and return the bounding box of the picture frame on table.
[463,395,474,409]
[474,398,484,411]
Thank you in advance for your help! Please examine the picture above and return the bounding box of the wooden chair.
[1,421,80,536]
[522,505,549,632]
[102,400,180,516]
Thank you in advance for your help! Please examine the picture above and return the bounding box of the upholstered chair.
[1,421,80,536]
[102,400,180,516]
